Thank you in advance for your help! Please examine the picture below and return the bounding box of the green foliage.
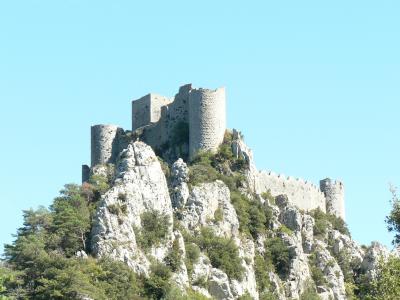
[254,254,273,293]
[264,237,291,279]
[135,210,171,251]
[214,207,224,223]
[299,281,321,300]
[386,186,400,246]
[164,239,182,272]
[164,286,210,300]
[49,184,92,256]
[185,242,200,276]
[237,292,253,300]
[230,191,272,239]
[188,134,248,188]
[197,227,245,280]
[311,208,350,238]
[277,224,293,236]
[107,203,127,216]
[143,263,172,299]
[88,174,110,195]
[261,190,275,205]
[308,250,328,287]
[361,256,400,300]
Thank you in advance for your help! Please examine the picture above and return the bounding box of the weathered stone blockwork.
[83,84,346,220]
[257,172,327,212]
[131,84,226,160]
[320,178,345,220]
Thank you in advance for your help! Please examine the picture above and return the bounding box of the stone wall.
[91,124,123,166]
[188,87,226,160]
[132,93,172,131]
[256,171,327,213]
[320,179,345,220]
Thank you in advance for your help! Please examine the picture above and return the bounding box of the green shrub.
[214,207,224,223]
[135,210,170,251]
[196,227,245,280]
[261,190,275,205]
[264,237,291,279]
[309,251,328,287]
[299,281,320,300]
[278,224,293,236]
[185,242,200,276]
[231,191,271,239]
[164,239,182,272]
[89,174,110,195]
[143,263,172,299]
[254,254,273,293]
[107,203,127,216]
[311,208,350,238]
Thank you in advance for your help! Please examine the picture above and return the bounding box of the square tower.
[132,93,172,131]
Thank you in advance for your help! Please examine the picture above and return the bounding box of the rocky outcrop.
[181,181,239,238]
[90,142,173,275]
[170,158,190,209]
[86,138,389,300]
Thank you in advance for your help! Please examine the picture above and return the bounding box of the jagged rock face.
[170,158,190,209]
[361,241,393,280]
[181,181,239,238]
[91,142,173,275]
[87,138,394,300]
[313,240,346,300]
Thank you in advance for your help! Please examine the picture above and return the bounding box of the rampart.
[256,171,327,212]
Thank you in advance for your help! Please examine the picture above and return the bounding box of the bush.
[254,254,273,293]
[308,250,328,287]
[264,237,291,279]
[214,207,224,223]
[185,242,200,276]
[143,263,172,299]
[299,281,320,300]
[311,208,350,238]
[196,227,245,280]
[231,191,270,239]
[164,239,182,272]
[135,210,170,251]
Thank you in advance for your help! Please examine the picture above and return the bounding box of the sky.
[0,1,399,251]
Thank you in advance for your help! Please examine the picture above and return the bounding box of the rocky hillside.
[84,131,396,299]
[1,131,398,300]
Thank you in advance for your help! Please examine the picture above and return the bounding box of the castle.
[82,84,345,220]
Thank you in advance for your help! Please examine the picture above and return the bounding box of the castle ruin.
[82,84,345,220]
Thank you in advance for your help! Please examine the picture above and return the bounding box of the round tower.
[91,124,122,167]
[188,87,226,160]
[320,178,345,220]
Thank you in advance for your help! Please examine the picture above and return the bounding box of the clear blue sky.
[1,1,399,251]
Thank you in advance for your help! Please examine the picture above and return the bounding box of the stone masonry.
[82,83,345,220]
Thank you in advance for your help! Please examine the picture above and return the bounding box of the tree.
[364,257,400,300]
[386,185,400,246]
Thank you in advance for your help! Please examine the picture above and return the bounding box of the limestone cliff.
[88,136,396,300]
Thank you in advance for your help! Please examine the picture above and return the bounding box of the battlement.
[83,84,345,220]
[257,171,327,212]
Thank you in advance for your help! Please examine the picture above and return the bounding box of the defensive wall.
[256,171,327,213]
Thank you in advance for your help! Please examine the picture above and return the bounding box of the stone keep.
[320,178,345,220]
[91,124,123,166]
[188,87,226,159]
[131,84,226,160]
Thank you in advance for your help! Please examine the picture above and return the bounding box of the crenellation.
[83,83,345,220]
